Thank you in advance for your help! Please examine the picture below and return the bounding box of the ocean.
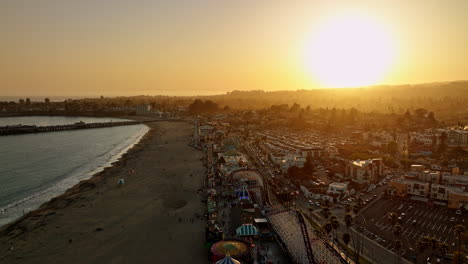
[0,116,149,226]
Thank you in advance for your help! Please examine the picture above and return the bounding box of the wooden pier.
[0,120,150,136]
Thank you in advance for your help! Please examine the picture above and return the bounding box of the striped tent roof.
[235,185,250,200]
[216,253,241,264]
[236,224,258,236]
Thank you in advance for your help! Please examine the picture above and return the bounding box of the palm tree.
[415,238,428,263]
[394,240,402,264]
[429,237,439,256]
[392,224,403,264]
[344,213,353,231]
[323,222,333,240]
[321,206,330,219]
[345,204,352,213]
[453,224,465,264]
[352,204,360,214]
[330,216,340,243]
[388,212,397,226]
[393,224,402,238]
[356,197,363,207]
[437,242,449,257]
[342,233,351,262]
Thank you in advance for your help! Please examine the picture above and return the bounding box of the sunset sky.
[1,0,468,96]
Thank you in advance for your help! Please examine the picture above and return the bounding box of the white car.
[455,210,462,215]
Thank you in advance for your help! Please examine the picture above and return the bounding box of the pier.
[0,120,152,136]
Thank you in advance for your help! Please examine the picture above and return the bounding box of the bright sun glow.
[305,13,396,88]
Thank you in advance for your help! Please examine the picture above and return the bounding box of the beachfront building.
[345,158,383,184]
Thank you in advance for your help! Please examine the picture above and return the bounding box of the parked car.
[455,210,462,215]
[450,217,456,223]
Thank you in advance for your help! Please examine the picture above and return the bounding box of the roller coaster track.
[295,210,317,264]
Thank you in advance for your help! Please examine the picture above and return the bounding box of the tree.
[321,206,330,220]
[44,98,50,104]
[330,216,340,243]
[427,112,437,124]
[352,204,360,214]
[438,242,449,257]
[188,99,219,114]
[394,240,402,263]
[323,222,332,240]
[386,141,399,157]
[289,102,301,113]
[303,154,314,175]
[416,238,428,262]
[25,98,31,105]
[429,237,439,257]
[388,212,397,225]
[344,213,353,231]
[453,224,465,264]
[393,224,402,238]
[345,204,352,214]
[404,109,411,119]
[438,132,447,153]
[342,233,351,262]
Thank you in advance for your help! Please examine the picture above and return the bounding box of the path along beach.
[0,121,207,263]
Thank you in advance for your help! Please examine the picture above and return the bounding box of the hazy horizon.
[2,79,468,100]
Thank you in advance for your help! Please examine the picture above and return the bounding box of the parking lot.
[356,197,467,259]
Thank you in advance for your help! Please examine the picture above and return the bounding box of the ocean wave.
[0,125,149,226]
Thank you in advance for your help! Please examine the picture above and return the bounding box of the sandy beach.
[0,121,207,263]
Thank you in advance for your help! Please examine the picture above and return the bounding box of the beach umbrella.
[236,224,258,236]
[215,253,241,264]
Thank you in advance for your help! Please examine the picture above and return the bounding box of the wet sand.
[0,121,207,263]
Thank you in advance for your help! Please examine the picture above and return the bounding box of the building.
[135,104,151,115]
[345,158,383,184]
[388,179,430,198]
[327,182,348,195]
[299,147,323,158]
[389,180,468,209]
[410,164,426,173]
[430,184,450,201]
[447,129,468,146]
[448,190,468,210]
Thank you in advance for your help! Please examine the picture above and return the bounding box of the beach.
[0,121,207,263]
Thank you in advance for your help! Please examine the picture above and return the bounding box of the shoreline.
[0,120,207,263]
[0,116,150,227]
[0,118,153,234]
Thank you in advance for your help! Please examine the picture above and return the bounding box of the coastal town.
[190,103,467,264]
[0,95,467,263]
[2,1,468,263]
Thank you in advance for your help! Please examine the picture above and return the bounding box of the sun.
[304,13,396,88]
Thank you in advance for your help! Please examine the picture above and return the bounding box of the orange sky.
[1,0,467,96]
